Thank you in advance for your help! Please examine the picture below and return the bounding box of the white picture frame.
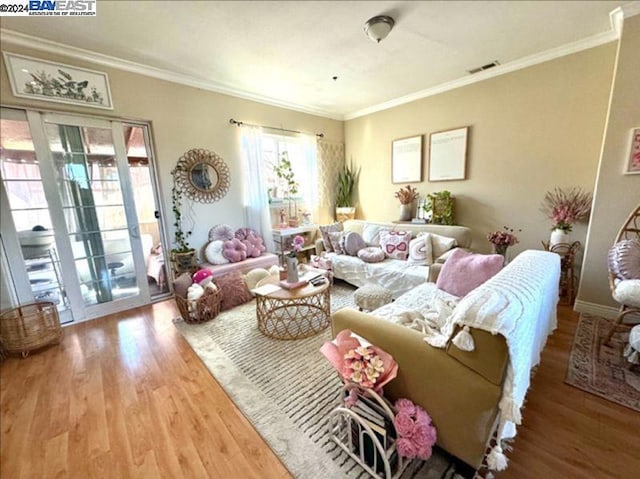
[428,126,469,181]
[391,135,422,183]
[3,52,113,110]
[625,127,640,175]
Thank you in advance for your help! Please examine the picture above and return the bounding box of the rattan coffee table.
[254,274,330,340]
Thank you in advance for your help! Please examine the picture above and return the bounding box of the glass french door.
[0,108,156,323]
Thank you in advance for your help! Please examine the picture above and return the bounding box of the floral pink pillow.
[436,248,504,297]
[379,231,411,260]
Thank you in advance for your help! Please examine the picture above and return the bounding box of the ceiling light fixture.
[364,15,395,43]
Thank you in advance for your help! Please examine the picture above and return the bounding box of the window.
[261,134,317,218]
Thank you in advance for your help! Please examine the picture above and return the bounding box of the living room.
[0,2,638,478]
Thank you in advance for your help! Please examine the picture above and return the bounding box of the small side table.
[542,240,581,305]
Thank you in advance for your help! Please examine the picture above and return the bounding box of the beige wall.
[345,43,616,270]
[578,15,640,310]
[0,44,344,259]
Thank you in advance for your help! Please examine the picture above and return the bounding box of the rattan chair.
[604,204,640,345]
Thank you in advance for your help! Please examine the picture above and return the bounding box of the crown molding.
[622,1,640,18]
[344,28,618,120]
[0,28,344,121]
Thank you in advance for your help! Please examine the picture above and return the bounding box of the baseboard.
[573,300,619,319]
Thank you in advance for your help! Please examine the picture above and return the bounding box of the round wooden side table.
[254,275,331,340]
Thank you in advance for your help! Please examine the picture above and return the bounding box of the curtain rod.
[229,118,324,138]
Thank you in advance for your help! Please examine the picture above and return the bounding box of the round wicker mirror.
[174,148,230,203]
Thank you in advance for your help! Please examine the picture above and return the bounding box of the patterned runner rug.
[174,281,459,479]
[565,313,640,411]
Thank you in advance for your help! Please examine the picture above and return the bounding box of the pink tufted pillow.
[357,246,385,263]
[379,231,411,260]
[608,239,640,280]
[208,224,235,242]
[436,248,504,297]
[222,238,248,263]
[341,231,366,256]
[242,232,266,258]
[213,271,253,311]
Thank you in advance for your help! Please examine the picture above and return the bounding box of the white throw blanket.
[373,250,560,469]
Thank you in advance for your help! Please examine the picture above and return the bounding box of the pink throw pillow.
[222,238,248,263]
[379,231,411,260]
[241,232,266,258]
[436,248,504,297]
[213,270,253,311]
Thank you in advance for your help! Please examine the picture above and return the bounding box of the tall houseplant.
[336,160,359,222]
[170,166,196,274]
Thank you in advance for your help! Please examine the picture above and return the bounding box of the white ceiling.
[0,1,635,119]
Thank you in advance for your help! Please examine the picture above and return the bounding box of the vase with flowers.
[541,187,592,246]
[395,185,419,221]
[286,235,305,283]
[487,226,520,264]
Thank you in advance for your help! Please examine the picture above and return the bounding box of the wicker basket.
[0,301,62,358]
[175,288,222,324]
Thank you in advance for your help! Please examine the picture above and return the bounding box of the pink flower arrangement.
[342,346,385,389]
[288,235,305,257]
[320,329,398,391]
[393,398,437,460]
[487,226,520,247]
[541,187,592,233]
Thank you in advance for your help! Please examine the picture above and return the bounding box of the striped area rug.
[174,281,455,479]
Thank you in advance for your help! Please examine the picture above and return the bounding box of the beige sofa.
[316,219,472,297]
[331,250,560,471]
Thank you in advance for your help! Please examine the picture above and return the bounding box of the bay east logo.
[28,0,96,15]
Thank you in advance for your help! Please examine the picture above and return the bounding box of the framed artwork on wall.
[625,127,640,175]
[428,126,469,181]
[3,52,113,110]
[391,135,422,183]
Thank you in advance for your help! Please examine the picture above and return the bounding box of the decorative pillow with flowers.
[379,231,411,260]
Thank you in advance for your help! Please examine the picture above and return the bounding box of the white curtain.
[300,134,319,224]
[241,126,275,252]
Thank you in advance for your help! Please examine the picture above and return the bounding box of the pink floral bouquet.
[541,187,592,233]
[393,398,437,460]
[288,235,305,257]
[487,226,520,247]
[320,329,398,391]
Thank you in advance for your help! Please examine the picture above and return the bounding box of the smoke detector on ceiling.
[467,61,500,74]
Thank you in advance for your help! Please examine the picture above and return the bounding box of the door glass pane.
[44,122,139,306]
[124,124,169,296]
[0,118,70,316]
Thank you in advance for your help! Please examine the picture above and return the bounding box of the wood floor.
[1,301,638,478]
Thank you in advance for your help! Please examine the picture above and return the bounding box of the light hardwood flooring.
[1,302,638,478]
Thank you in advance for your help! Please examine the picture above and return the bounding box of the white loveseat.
[316,219,472,298]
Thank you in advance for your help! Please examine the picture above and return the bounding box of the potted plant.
[336,160,359,222]
[395,185,419,221]
[541,187,592,246]
[273,152,300,227]
[170,167,196,274]
[424,191,455,225]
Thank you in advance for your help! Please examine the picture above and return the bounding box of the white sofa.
[316,219,472,298]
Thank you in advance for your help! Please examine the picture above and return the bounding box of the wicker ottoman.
[354,284,392,312]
